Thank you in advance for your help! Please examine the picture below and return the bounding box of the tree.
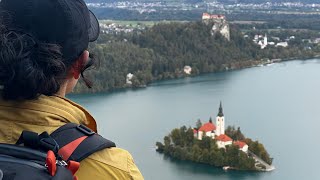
[196,119,202,129]
[164,136,171,147]
[198,136,212,150]
[225,145,240,167]
[234,127,245,141]
[238,152,255,170]
[170,128,182,146]
[199,149,210,163]
[185,128,195,146]
[191,144,202,162]
[213,151,225,167]
[156,142,164,152]
[226,126,246,141]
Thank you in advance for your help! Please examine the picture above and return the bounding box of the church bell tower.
[215,101,225,136]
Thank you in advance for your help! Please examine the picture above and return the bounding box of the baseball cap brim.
[88,10,100,42]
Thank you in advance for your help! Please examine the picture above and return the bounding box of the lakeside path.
[248,151,275,172]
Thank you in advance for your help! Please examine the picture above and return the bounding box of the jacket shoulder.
[75,147,144,180]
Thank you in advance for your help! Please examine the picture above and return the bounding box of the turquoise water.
[69,59,320,180]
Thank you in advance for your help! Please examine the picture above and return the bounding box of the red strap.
[58,136,88,161]
[67,160,80,175]
[46,150,57,176]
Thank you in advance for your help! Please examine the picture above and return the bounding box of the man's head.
[1,0,99,61]
[0,0,99,99]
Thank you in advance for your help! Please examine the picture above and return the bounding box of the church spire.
[218,101,224,117]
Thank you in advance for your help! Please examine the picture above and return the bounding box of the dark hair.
[0,24,94,100]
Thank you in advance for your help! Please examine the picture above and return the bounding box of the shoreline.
[73,56,320,94]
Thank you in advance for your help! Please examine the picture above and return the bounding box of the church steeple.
[215,101,225,136]
[218,101,224,117]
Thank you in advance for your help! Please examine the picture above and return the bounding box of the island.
[156,102,275,171]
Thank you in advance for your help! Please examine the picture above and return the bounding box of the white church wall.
[198,131,203,140]
[216,116,225,136]
[221,117,225,135]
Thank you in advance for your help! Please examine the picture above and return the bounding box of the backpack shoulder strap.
[50,123,116,162]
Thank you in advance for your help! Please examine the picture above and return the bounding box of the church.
[194,102,248,152]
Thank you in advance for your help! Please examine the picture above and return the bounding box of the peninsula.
[156,102,275,171]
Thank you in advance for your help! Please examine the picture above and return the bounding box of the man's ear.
[71,50,89,79]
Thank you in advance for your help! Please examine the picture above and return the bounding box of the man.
[0,0,144,179]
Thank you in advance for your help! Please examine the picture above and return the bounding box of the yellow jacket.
[0,95,144,180]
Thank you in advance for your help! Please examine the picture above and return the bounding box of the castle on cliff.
[202,13,230,41]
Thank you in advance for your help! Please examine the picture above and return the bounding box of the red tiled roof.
[199,122,216,132]
[216,134,232,142]
[193,129,198,134]
[202,13,225,20]
[234,141,247,148]
[203,13,210,16]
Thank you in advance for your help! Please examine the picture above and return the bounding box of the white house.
[216,134,232,149]
[126,73,134,84]
[197,120,216,140]
[184,66,192,75]
[234,141,249,153]
[276,42,288,47]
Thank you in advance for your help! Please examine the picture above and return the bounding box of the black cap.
[0,0,100,61]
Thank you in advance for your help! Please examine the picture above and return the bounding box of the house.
[216,134,232,149]
[126,73,134,84]
[184,66,192,75]
[313,38,320,44]
[254,34,268,49]
[234,141,249,153]
[276,42,288,47]
[198,120,216,140]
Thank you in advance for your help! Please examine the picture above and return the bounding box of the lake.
[69,59,320,180]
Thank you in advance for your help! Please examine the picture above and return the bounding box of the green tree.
[164,136,171,147]
[191,144,202,162]
[170,128,182,146]
[185,128,195,146]
[156,142,164,152]
[196,119,202,129]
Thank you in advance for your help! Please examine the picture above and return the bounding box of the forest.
[74,21,319,93]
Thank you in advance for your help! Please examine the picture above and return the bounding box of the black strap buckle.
[40,136,60,153]
[16,131,60,153]
[77,124,95,136]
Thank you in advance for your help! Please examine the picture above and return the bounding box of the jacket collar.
[0,95,97,132]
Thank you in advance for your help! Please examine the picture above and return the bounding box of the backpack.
[0,123,116,180]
